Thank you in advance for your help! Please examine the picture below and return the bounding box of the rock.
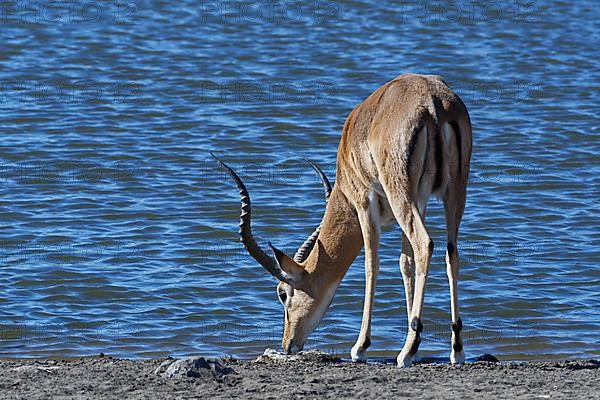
[255,349,341,364]
[474,354,499,363]
[154,358,175,376]
[12,365,61,374]
[562,359,600,370]
[154,356,235,379]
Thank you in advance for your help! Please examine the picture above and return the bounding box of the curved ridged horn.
[293,158,332,263]
[304,158,332,201]
[211,153,288,282]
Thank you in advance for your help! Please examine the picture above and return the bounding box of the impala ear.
[269,243,306,286]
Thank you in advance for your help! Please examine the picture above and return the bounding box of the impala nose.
[283,341,303,354]
[290,343,302,353]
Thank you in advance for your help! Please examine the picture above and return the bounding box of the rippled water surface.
[1,1,599,361]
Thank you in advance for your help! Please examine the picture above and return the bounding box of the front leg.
[351,198,381,363]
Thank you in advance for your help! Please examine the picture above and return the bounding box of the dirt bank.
[1,354,598,399]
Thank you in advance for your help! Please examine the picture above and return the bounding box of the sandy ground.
[1,354,599,399]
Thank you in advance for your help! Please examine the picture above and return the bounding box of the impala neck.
[301,186,363,286]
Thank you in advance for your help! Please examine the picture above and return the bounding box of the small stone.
[154,358,175,376]
[474,354,499,363]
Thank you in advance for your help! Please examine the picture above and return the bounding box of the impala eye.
[278,290,287,305]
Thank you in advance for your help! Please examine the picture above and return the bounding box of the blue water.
[0,1,599,361]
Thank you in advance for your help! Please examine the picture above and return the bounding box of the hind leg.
[399,233,415,326]
[399,203,426,362]
[444,188,466,364]
[393,202,432,368]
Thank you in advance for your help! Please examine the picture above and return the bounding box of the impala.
[213,73,472,367]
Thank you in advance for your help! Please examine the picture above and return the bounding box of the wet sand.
[1,354,598,399]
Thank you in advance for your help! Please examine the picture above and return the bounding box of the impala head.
[212,153,332,353]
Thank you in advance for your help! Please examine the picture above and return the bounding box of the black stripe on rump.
[406,125,422,179]
[416,125,430,191]
[449,121,462,174]
[432,126,443,192]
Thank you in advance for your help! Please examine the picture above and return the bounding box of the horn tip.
[303,157,315,166]
[210,152,222,163]
[268,242,282,257]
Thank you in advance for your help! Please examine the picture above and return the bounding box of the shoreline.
[1,353,599,399]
